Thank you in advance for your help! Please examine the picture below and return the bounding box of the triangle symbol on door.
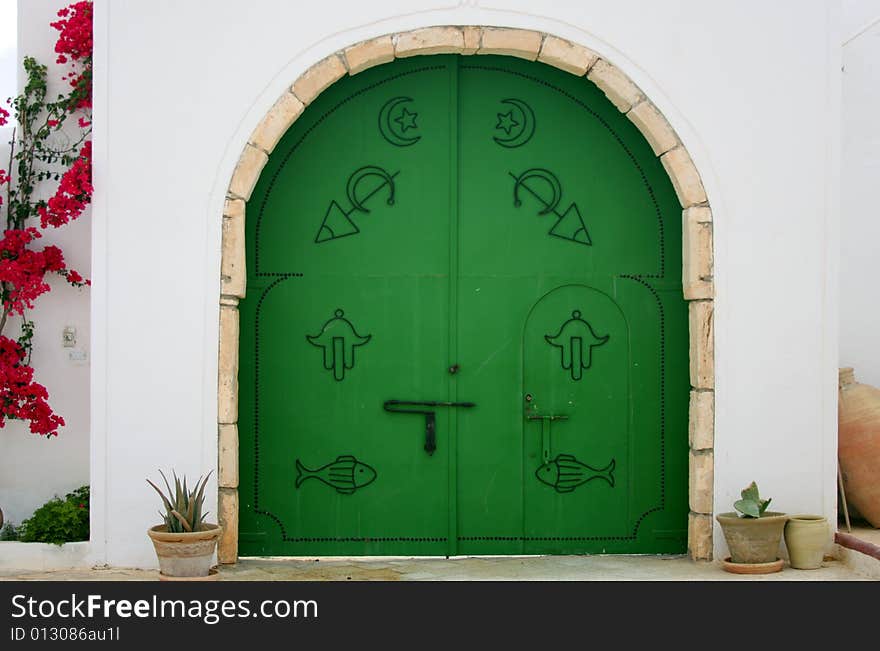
[315,200,360,244]
[548,203,592,246]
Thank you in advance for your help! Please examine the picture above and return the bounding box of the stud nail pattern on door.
[239,55,689,556]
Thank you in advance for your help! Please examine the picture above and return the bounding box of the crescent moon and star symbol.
[378,96,421,147]
[494,98,535,148]
[314,166,399,244]
[509,168,592,246]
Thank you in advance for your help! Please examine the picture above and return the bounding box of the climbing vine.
[0,1,92,436]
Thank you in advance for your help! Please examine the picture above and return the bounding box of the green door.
[239,55,689,556]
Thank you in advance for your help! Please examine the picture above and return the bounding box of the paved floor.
[0,554,872,581]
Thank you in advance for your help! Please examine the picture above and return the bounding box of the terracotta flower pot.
[784,515,828,569]
[716,512,788,564]
[147,524,222,578]
[838,368,880,527]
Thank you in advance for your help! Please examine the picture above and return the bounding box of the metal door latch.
[526,413,569,463]
[383,400,476,455]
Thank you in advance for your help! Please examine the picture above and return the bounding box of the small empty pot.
[784,515,828,570]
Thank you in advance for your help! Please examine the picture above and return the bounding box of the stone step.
[835,530,880,580]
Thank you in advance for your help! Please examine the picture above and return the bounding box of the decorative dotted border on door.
[219,27,716,564]
[462,64,666,279]
[253,66,445,276]
[247,64,670,550]
[621,274,667,509]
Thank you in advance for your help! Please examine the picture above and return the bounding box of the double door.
[239,54,688,556]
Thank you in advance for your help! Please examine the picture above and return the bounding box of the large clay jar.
[838,367,880,527]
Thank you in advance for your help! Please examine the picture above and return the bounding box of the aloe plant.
[734,481,772,518]
[146,470,212,533]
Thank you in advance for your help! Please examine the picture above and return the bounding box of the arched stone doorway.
[217,27,715,563]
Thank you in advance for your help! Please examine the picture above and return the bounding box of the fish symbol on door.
[535,454,616,493]
[306,309,372,381]
[544,310,609,381]
[295,455,377,495]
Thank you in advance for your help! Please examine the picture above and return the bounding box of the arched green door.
[239,55,689,556]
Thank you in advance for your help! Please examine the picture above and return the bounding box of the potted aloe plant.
[716,481,788,573]
[146,470,221,580]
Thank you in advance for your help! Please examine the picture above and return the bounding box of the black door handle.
[425,412,436,456]
[383,400,476,455]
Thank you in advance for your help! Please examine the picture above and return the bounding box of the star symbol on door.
[394,107,418,132]
[496,110,519,135]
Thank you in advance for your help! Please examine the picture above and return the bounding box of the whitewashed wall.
[841,1,880,388]
[0,0,91,529]
[62,0,840,567]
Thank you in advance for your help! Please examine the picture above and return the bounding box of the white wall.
[0,0,90,528]
[0,1,17,106]
[841,1,880,388]
[83,0,841,566]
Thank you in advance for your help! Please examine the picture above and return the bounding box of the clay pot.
[838,368,880,527]
[147,524,221,578]
[716,512,788,564]
[159,568,220,581]
[784,515,828,569]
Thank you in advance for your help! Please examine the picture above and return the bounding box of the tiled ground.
[0,554,872,581]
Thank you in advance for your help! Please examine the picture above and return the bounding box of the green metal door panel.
[239,57,456,556]
[455,57,687,553]
[456,58,668,280]
[455,275,530,554]
[241,277,451,555]
[252,58,455,278]
[239,54,689,557]
[521,284,629,548]
[647,284,689,553]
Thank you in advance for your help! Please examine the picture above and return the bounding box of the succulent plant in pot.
[716,481,788,572]
[146,470,221,580]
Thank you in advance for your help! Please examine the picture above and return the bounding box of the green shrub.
[0,522,19,541]
[19,486,89,545]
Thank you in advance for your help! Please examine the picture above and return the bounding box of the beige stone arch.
[217,27,716,564]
